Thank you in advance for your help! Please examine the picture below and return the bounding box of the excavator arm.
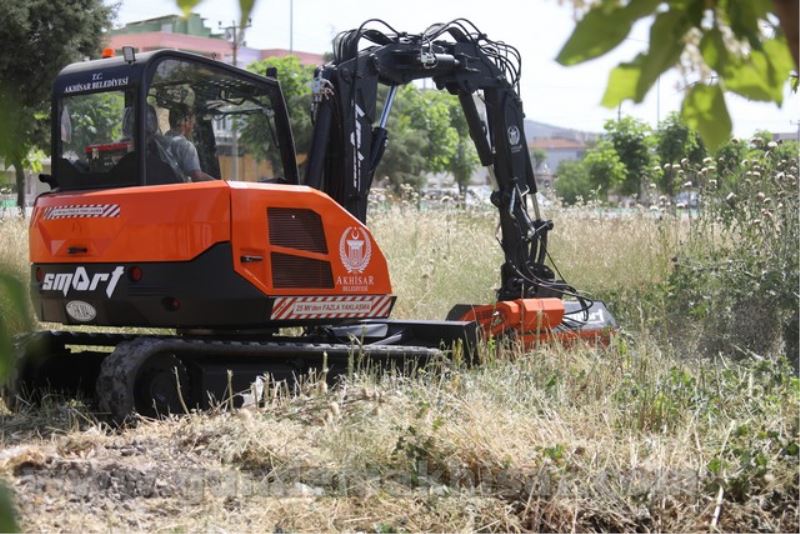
[305,19,576,302]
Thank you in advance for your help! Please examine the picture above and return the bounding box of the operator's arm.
[188,169,216,182]
[174,138,216,181]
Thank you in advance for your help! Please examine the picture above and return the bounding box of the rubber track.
[95,335,441,422]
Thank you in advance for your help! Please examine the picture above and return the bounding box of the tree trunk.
[12,157,26,215]
[773,0,799,70]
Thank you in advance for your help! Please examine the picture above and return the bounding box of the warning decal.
[270,295,393,320]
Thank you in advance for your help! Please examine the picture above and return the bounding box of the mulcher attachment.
[448,298,617,348]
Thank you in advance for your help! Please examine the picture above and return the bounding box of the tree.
[554,141,625,204]
[246,56,315,170]
[714,138,747,182]
[530,147,547,170]
[655,112,706,196]
[446,96,480,200]
[554,160,592,205]
[603,116,656,198]
[402,88,459,175]
[583,140,627,199]
[377,86,459,192]
[557,0,797,150]
[378,114,429,193]
[0,0,112,210]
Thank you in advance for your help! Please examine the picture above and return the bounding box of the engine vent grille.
[268,208,328,254]
[271,253,334,289]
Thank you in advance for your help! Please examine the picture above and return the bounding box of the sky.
[110,0,799,138]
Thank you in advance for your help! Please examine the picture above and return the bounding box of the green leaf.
[700,28,728,72]
[556,0,660,66]
[601,8,691,107]
[601,56,644,108]
[720,39,793,104]
[176,0,204,17]
[0,271,32,383]
[762,38,795,87]
[634,9,691,101]
[723,52,782,103]
[707,457,724,475]
[239,0,256,29]
[723,0,772,49]
[0,484,18,533]
[680,84,731,151]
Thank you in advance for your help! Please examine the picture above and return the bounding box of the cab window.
[146,58,285,184]
[57,89,137,187]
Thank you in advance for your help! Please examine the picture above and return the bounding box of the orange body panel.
[30,180,392,300]
[30,181,231,263]
[229,181,392,296]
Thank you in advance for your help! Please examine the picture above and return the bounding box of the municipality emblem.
[339,226,372,273]
[507,125,521,146]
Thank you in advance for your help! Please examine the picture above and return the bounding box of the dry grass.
[0,215,28,283]
[1,206,797,532]
[371,205,679,320]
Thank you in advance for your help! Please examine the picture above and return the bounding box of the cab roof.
[54,49,276,96]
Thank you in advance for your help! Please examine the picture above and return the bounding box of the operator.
[165,105,215,182]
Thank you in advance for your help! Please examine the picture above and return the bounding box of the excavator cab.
[49,50,297,191]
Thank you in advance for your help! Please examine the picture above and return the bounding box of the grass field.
[0,206,797,532]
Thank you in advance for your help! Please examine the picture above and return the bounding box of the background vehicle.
[13,19,615,420]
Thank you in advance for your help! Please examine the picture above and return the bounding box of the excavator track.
[10,331,443,421]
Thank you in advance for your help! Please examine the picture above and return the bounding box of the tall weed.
[662,140,799,364]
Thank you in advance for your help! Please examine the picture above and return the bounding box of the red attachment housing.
[458,298,612,348]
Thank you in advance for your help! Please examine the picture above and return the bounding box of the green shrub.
[662,139,799,365]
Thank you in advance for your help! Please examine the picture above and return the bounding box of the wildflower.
[725,192,737,204]
[756,192,765,201]
[680,157,689,166]
[708,179,718,188]
[703,157,713,164]
[767,141,778,148]
[682,181,693,189]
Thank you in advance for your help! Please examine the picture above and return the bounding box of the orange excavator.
[12,19,615,420]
